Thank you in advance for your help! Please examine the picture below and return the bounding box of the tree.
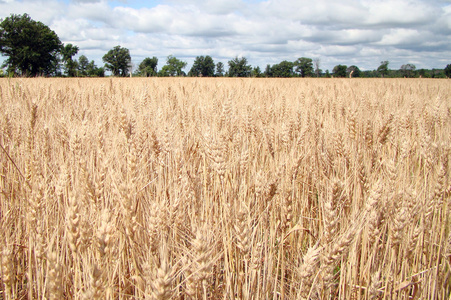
[271,61,294,77]
[216,62,224,77]
[252,66,262,78]
[294,57,314,77]
[325,70,331,78]
[138,57,158,77]
[314,58,321,77]
[347,65,361,78]
[0,13,62,76]
[333,65,347,77]
[188,55,215,77]
[377,61,389,78]
[102,45,131,77]
[418,69,431,78]
[158,55,187,76]
[61,43,79,77]
[228,56,252,77]
[264,64,272,77]
[444,64,451,78]
[86,60,104,77]
[400,64,416,78]
[78,55,89,76]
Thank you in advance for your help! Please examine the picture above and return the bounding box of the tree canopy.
[102,45,131,77]
[78,55,89,76]
[61,43,79,77]
[188,55,215,77]
[333,65,347,77]
[400,64,416,78]
[228,57,252,77]
[0,13,62,76]
[445,64,451,78]
[138,57,158,77]
[377,61,389,78]
[158,55,187,76]
[347,65,361,78]
[269,60,294,77]
[294,57,314,77]
[216,62,224,77]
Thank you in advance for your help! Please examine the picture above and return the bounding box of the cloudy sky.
[1,0,450,72]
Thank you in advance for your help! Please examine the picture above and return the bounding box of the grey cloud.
[1,0,450,72]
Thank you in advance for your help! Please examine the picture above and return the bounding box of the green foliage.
[102,45,131,77]
[61,43,79,76]
[264,64,272,77]
[418,69,431,78]
[85,59,104,77]
[188,55,215,77]
[445,64,451,78]
[294,57,314,77]
[252,66,263,78]
[0,13,62,76]
[270,60,294,77]
[377,61,389,77]
[228,56,252,77]
[325,70,331,78]
[158,55,187,76]
[138,57,158,76]
[347,65,361,77]
[400,64,416,78]
[333,65,347,77]
[216,62,224,77]
[78,55,89,76]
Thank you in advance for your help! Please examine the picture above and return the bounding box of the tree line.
[1,14,450,78]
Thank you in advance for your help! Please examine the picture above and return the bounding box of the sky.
[0,0,450,73]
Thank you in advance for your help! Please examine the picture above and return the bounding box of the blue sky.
[1,0,451,72]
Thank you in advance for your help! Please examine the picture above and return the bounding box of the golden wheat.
[0,77,450,299]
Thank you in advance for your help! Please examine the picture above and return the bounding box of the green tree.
[138,57,158,77]
[333,65,347,77]
[102,45,131,77]
[325,70,331,78]
[78,55,89,76]
[0,13,62,76]
[216,62,224,77]
[158,55,187,76]
[271,61,294,77]
[418,69,431,78]
[377,61,389,77]
[294,57,314,77]
[347,65,361,78]
[400,64,416,78]
[228,56,252,77]
[61,43,79,77]
[252,66,262,77]
[444,64,451,78]
[86,60,104,77]
[188,55,215,77]
[264,64,272,77]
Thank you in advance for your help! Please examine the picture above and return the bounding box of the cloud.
[0,0,450,71]
[362,0,439,27]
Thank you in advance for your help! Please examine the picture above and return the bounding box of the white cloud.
[362,0,439,27]
[0,0,450,71]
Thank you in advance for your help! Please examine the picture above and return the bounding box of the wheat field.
[0,77,450,299]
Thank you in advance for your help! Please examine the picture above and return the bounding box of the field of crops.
[0,77,450,299]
